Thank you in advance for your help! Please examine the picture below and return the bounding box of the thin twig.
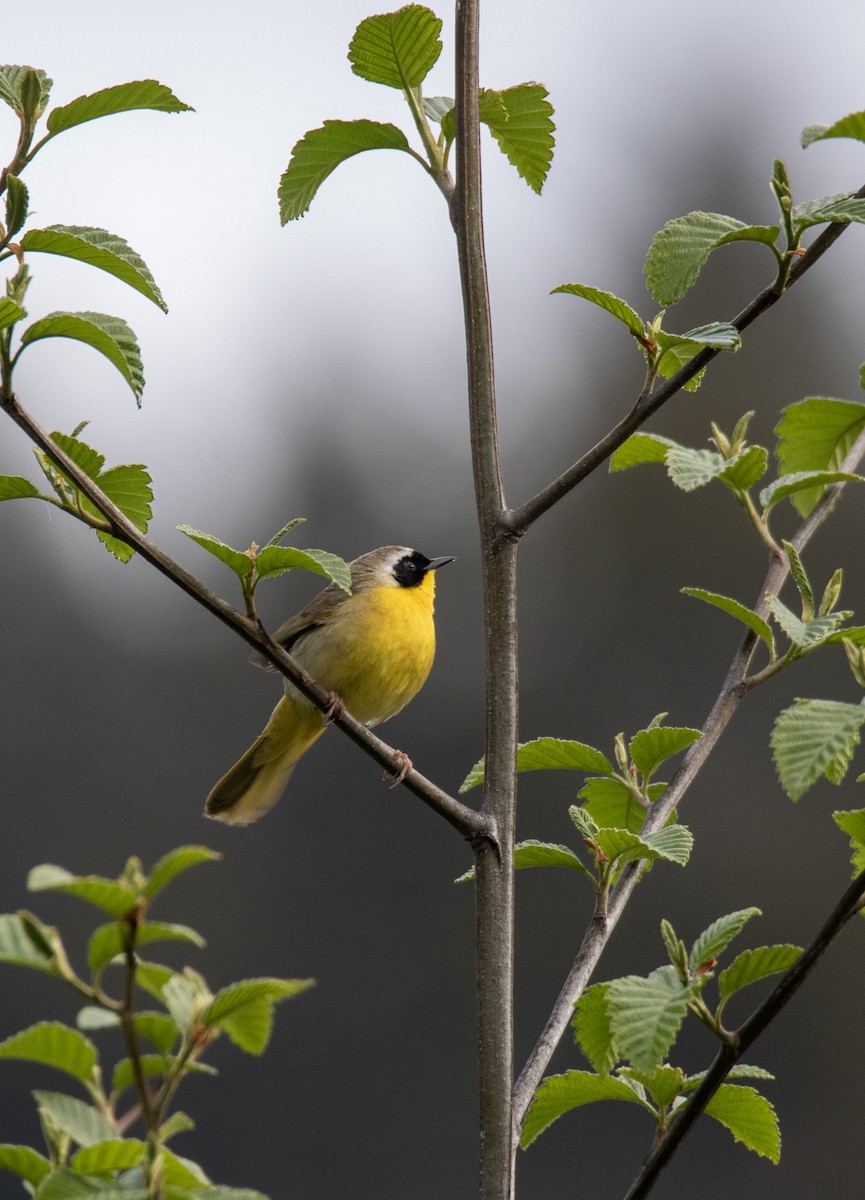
[0,392,492,846]
[512,426,865,1130]
[623,865,865,1200]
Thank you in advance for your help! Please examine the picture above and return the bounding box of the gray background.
[2,1,865,1196]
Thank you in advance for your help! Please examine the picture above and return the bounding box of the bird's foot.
[383,750,412,787]
[322,692,346,726]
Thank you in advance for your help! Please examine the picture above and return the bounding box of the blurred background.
[2,1,865,1196]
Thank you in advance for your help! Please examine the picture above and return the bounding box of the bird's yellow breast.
[287,572,438,726]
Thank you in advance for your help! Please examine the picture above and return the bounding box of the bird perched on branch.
[206,546,454,825]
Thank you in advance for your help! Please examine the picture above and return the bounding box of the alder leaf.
[348,5,443,89]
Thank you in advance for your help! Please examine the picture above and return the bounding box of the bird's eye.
[393,551,431,588]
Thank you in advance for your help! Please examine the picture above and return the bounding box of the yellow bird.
[206,546,454,825]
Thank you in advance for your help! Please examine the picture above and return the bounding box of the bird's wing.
[249,578,347,671]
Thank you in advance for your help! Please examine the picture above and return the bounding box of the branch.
[512,425,865,1130]
[502,186,865,539]
[623,865,865,1200]
[1,391,492,846]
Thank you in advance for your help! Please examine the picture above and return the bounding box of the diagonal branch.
[512,425,865,1131]
[502,185,865,540]
[1,391,493,846]
[623,864,865,1200]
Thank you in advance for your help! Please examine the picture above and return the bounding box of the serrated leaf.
[833,807,865,876]
[665,446,726,491]
[792,193,865,231]
[0,66,52,120]
[27,865,136,917]
[348,5,442,89]
[654,322,741,384]
[162,1148,210,1188]
[87,464,154,562]
[520,1070,647,1148]
[263,516,306,548]
[606,966,689,1073]
[689,908,761,971]
[161,973,203,1033]
[593,825,692,870]
[21,226,167,311]
[34,1168,149,1199]
[0,1143,51,1184]
[111,1053,174,1096]
[88,920,205,974]
[133,1011,179,1053]
[640,825,694,866]
[645,211,779,306]
[573,983,616,1075]
[681,588,775,657]
[70,1138,146,1175]
[46,80,193,135]
[717,445,768,491]
[763,595,846,649]
[760,470,863,513]
[33,1090,116,1147]
[511,839,591,874]
[422,95,454,124]
[552,284,644,336]
[0,474,41,500]
[771,698,865,800]
[705,1084,781,1163]
[774,398,865,517]
[609,432,679,472]
[629,725,701,782]
[0,913,58,973]
[200,977,314,1049]
[783,541,813,617]
[460,736,612,792]
[0,1022,96,1083]
[176,525,253,579]
[5,174,29,238]
[279,120,413,223]
[144,846,221,899]
[619,1064,687,1108]
[480,83,555,194]
[578,777,650,834]
[568,804,599,840]
[686,1064,775,1088]
[718,945,802,1002]
[802,111,865,148]
[134,960,175,1001]
[20,311,144,403]
[255,546,351,593]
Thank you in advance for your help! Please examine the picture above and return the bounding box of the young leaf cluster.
[458,718,698,891]
[0,846,312,1199]
[278,5,555,221]
[522,910,800,1165]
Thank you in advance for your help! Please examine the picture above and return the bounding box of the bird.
[205,546,454,825]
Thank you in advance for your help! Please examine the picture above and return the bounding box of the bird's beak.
[427,556,455,571]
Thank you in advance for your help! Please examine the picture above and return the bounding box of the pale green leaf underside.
[520,1070,646,1148]
[792,192,865,231]
[771,698,865,800]
[760,470,862,512]
[0,913,57,973]
[46,79,193,134]
[763,595,846,649]
[682,588,775,656]
[774,397,865,517]
[705,1085,781,1163]
[22,226,167,311]
[348,4,443,89]
[480,83,555,194]
[0,66,52,119]
[279,120,413,222]
[33,1089,117,1147]
[552,283,644,336]
[802,111,865,149]
[20,311,144,402]
[606,967,688,1072]
[645,211,779,306]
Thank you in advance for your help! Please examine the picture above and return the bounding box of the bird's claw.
[322,692,346,726]
[383,750,412,787]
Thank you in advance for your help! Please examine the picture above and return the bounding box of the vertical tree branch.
[452,1,518,1196]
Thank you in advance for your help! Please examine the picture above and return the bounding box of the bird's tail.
[205,697,326,825]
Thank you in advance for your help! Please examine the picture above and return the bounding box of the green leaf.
[161,974,198,1034]
[20,311,144,403]
[792,193,865,232]
[0,474,41,500]
[681,588,775,657]
[520,1070,647,1148]
[606,966,689,1072]
[718,945,802,1003]
[255,546,351,593]
[689,908,761,971]
[5,174,29,238]
[802,111,865,149]
[28,865,136,917]
[834,807,865,875]
[33,1167,149,1199]
[76,1007,120,1032]
[0,66,52,121]
[0,913,59,973]
[348,5,442,89]
[512,840,591,874]
[71,1138,145,1174]
[774,397,865,517]
[0,1143,51,1185]
[783,541,813,617]
[640,825,694,867]
[552,284,644,336]
[263,516,306,548]
[176,525,253,579]
[568,804,599,840]
[133,1011,179,1053]
[629,725,701,782]
[763,595,846,649]
[422,96,453,124]
[772,698,865,799]
[609,432,679,472]
[460,736,612,792]
[0,1022,96,1083]
[573,983,616,1075]
[717,445,768,491]
[88,920,205,974]
[654,322,741,384]
[0,297,27,330]
[188,1190,270,1200]
[760,470,863,513]
[33,1090,116,1147]
[46,80,193,135]
[21,226,167,311]
[112,1054,178,1097]
[577,777,650,834]
[162,1148,210,1188]
[201,978,315,1055]
[279,120,414,223]
[619,1064,687,1108]
[88,464,154,562]
[645,211,779,306]
[479,83,555,194]
[705,1084,781,1163]
[593,825,692,870]
[144,846,221,899]
[134,960,175,1000]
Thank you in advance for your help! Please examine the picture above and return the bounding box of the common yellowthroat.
[206,546,454,825]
